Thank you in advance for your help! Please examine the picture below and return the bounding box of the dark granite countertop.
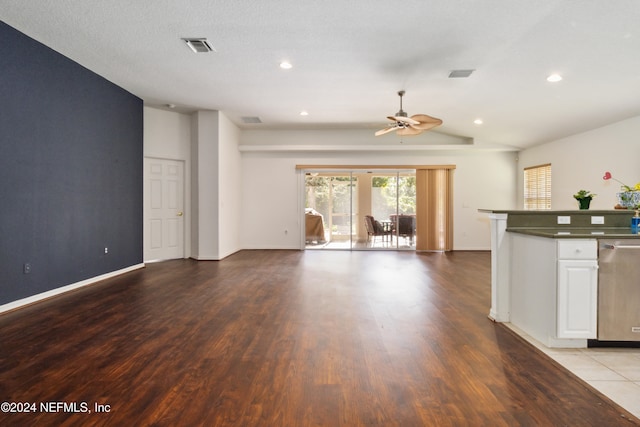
[507,227,640,239]
[481,209,639,238]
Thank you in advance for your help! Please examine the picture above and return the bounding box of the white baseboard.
[453,246,491,251]
[191,248,242,261]
[0,263,146,314]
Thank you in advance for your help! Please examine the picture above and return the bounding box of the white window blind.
[524,164,551,210]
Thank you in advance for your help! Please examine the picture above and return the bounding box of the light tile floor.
[506,323,640,420]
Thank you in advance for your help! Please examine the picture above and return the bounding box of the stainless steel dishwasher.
[598,239,640,341]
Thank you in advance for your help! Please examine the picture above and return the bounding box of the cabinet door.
[557,260,598,339]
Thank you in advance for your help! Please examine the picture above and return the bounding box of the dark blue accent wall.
[0,22,143,305]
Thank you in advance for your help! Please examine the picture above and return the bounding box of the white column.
[488,213,510,322]
[191,111,220,260]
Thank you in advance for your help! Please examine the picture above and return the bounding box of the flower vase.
[617,191,640,209]
[578,197,592,210]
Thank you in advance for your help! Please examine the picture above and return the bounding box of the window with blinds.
[524,164,551,210]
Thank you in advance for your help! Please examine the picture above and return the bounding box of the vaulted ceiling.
[2,0,640,150]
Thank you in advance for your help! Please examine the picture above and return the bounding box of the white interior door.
[144,158,184,261]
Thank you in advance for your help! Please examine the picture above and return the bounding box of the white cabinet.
[509,235,598,347]
[556,241,598,339]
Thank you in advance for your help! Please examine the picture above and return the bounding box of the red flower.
[603,171,633,191]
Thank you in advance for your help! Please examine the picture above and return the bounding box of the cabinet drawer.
[557,240,597,260]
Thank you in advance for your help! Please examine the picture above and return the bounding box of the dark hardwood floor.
[0,250,637,426]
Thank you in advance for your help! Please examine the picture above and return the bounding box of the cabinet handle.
[602,244,640,250]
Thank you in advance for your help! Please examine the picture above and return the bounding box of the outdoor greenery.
[372,176,416,216]
[306,176,356,235]
[306,176,354,215]
[306,174,416,236]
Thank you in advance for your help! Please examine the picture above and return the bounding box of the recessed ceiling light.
[300,111,309,116]
[280,61,293,70]
[474,119,483,125]
[547,73,562,82]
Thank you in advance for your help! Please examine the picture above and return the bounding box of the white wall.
[145,107,242,261]
[240,130,518,250]
[518,115,640,210]
[190,111,243,260]
[240,128,473,147]
[143,107,192,258]
[218,113,242,258]
[241,152,305,249]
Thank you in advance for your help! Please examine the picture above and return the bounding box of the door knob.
[177,212,183,216]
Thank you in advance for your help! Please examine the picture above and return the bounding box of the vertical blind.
[524,164,551,210]
[416,168,453,251]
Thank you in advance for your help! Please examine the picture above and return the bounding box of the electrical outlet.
[591,216,605,225]
[104,247,108,254]
[557,216,571,225]
[23,263,31,274]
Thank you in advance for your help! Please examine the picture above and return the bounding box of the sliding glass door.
[304,170,415,250]
[301,165,454,251]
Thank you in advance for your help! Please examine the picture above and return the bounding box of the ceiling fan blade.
[375,126,399,136]
[389,115,420,125]
[397,126,423,136]
[410,114,443,130]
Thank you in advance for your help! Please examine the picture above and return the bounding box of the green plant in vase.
[573,190,595,210]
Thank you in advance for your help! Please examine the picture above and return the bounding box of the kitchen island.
[481,209,639,348]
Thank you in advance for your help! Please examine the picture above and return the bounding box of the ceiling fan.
[375,90,442,136]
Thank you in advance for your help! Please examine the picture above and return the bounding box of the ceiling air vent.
[448,69,475,78]
[241,116,263,124]
[182,38,214,53]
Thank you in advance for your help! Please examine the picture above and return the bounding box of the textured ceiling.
[2,0,640,149]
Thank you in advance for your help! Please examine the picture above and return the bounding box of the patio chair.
[364,215,392,245]
[390,214,416,245]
